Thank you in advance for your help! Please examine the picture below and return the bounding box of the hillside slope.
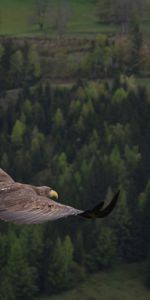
[38,263,150,300]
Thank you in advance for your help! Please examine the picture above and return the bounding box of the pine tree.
[111,187,133,261]
[129,12,143,74]
[11,120,26,147]
[47,235,74,293]
[6,235,38,300]
[94,225,117,269]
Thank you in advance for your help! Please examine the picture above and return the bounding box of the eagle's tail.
[79,190,120,219]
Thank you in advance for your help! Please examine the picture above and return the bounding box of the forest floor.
[38,262,150,300]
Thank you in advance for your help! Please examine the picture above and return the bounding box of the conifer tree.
[6,235,38,300]
[47,235,74,293]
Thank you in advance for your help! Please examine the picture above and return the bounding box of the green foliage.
[112,88,128,104]
[11,120,26,147]
[129,12,143,73]
[0,35,150,298]
[47,235,74,293]
[10,50,23,74]
[54,108,65,129]
[27,45,41,79]
[0,276,15,300]
[88,225,117,270]
[112,188,133,261]
[6,235,38,300]
[22,99,32,123]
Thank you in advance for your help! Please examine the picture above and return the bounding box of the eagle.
[0,168,119,224]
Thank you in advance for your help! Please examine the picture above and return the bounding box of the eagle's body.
[0,168,119,224]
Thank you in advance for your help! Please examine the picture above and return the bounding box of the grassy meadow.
[0,0,149,38]
[0,0,113,35]
[0,0,32,35]
[38,263,150,300]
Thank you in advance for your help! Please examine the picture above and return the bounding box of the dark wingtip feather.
[79,190,120,219]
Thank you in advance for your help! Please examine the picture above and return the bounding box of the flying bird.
[0,168,119,224]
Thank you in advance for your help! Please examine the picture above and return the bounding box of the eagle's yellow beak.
[50,190,58,200]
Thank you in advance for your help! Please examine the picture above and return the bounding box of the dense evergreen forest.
[0,7,150,299]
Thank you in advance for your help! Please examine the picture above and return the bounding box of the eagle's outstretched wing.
[0,193,82,224]
[0,168,119,224]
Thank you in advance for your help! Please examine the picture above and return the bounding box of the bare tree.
[96,0,114,24]
[96,0,147,33]
[29,0,71,37]
[53,0,71,39]
[31,0,49,31]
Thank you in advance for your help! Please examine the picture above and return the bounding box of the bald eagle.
[0,168,119,224]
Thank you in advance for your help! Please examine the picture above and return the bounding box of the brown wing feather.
[0,168,14,184]
[0,182,81,224]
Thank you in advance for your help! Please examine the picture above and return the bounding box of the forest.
[0,1,150,300]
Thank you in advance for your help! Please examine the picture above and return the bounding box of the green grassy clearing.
[0,0,30,34]
[0,0,112,35]
[38,263,150,300]
[0,0,149,38]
